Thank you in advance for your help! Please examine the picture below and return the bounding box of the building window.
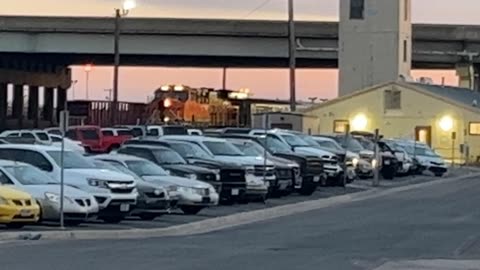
[334,120,349,133]
[350,0,365,20]
[384,89,402,110]
[403,40,408,63]
[469,122,480,135]
[404,0,409,21]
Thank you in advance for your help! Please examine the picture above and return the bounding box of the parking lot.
[1,168,470,234]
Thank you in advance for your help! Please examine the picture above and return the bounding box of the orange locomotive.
[146,85,238,126]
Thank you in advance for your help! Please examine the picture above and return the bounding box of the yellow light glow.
[163,117,170,122]
[351,114,368,131]
[174,85,185,91]
[160,85,170,91]
[439,115,454,132]
[123,0,137,11]
[84,64,93,72]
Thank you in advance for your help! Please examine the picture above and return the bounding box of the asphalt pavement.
[1,173,480,270]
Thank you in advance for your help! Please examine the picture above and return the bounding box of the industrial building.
[302,81,480,163]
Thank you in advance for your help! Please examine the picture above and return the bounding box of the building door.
[415,126,432,146]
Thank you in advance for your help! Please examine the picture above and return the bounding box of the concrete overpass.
[1,16,480,69]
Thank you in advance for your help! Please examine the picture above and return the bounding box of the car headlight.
[212,169,221,181]
[209,186,216,193]
[245,166,255,175]
[165,170,171,175]
[0,196,7,205]
[87,178,109,188]
[352,158,359,167]
[167,185,178,192]
[178,186,195,194]
[153,189,162,196]
[371,159,378,169]
[45,192,60,203]
[187,174,197,180]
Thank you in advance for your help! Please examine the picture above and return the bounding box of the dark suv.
[120,141,247,203]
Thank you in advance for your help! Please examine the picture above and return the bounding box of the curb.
[1,172,479,242]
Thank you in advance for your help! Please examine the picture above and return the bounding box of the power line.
[243,0,272,19]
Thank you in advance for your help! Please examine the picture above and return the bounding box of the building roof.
[302,80,480,114]
[408,82,480,108]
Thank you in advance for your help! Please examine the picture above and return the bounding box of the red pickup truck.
[65,126,132,153]
[101,128,133,152]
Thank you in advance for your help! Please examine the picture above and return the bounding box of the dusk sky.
[4,0,478,102]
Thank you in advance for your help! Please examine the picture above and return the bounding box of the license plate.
[313,176,320,182]
[231,189,239,196]
[20,210,31,217]
[120,204,130,212]
[202,197,211,203]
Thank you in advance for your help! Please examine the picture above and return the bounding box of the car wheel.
[6,223,25,229]
[298,184,316,196]
[180,206,204,215]
[101,216,124,224]
[139,213,158,221]
[434,172,444,177]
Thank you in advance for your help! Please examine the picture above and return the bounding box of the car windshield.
[117,130,132,136]
[280,134,310,147]
[35,132,50,141]
[3,165,58,185]
[230,140,265,157]
[125,160,168,176]
[296,134,321,147]
[259,135,293,154]
[203,141,244,156]
[151,149,187,165]
[336,137,365,152]
[168,142,213,160]
[47,151,95,169]
[314,139,344,152]
[399,144,439,157]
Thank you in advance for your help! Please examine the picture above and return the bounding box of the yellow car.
[0,186,40,229]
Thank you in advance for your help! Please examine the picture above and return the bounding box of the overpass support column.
[456,63,475,90]
[56,87,66,122]
[12,85,24,129]
[28,86,39,128]
[0,83,7,131]
[43,87,54,125]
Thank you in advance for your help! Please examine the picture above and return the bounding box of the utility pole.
[288,0,296,112]
[373,129,380,187]
[112,8,121,126]
[222,67,227,90]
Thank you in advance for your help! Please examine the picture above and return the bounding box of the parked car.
[114,125,147,138]
[287,132,357,184]
[382,139,415,176]
[116,145,219,214]
[91,158,177,220]
[146,125,189,137]
[225,137,296,196]
[0,145,138,223]
[0,129,52,145]
[162,136,270,202]
[49,134,86,154]
[394,140,448,177]
[312,136,373,179]
[260,130,345,186]
[66,126,107,154]
[101,128,133,152]
[123,138,247,203]
[0,185,40,228]
[217,133,325,196]
[0,161,99,226]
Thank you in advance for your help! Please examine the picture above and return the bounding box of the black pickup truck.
[214,134,326,196]
[123,139,247,203]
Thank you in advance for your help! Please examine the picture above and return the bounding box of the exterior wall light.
[351,113,368,131]
[439,115,454,132]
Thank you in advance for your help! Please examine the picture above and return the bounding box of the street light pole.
[288,0,296,112]
[112,8,121,125]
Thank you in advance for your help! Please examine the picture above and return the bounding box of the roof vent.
[418,77,434,84]
[473,99,478,107]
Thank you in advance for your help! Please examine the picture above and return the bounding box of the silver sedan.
[0,161,99,226]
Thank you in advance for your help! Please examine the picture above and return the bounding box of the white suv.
[0,145,138,223]
[0,129,52,145]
